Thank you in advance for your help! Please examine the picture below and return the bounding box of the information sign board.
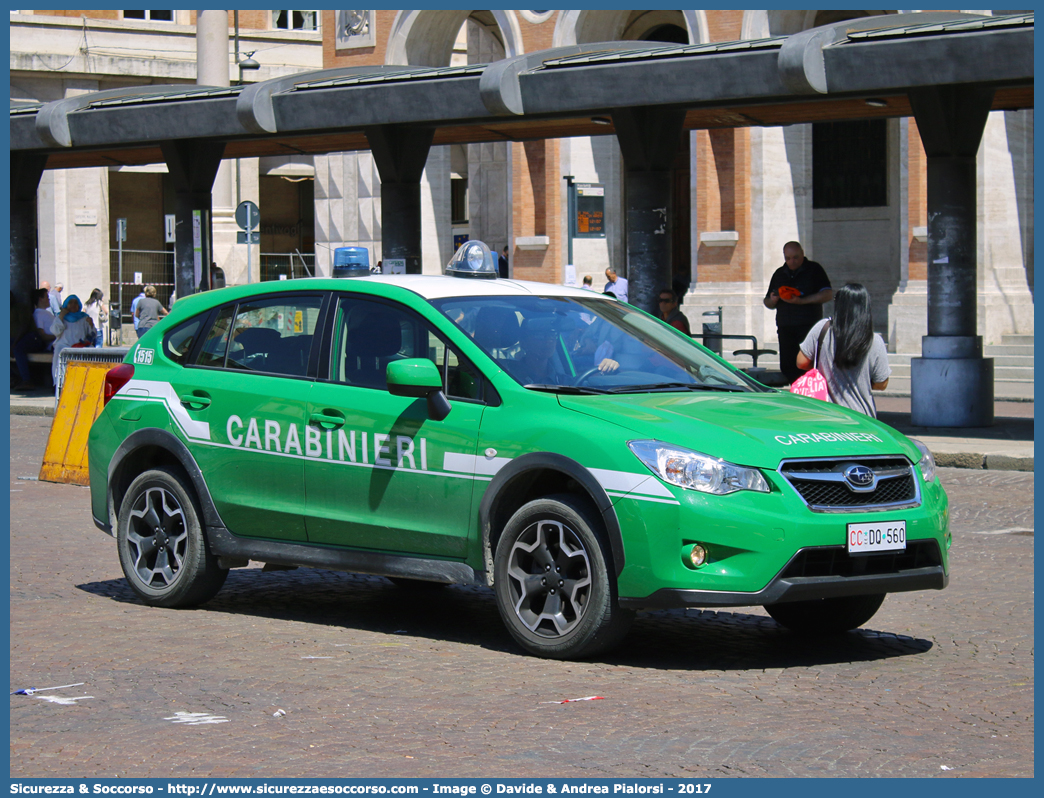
[574,183,605,238]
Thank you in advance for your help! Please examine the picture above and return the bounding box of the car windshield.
[430,295,764,393]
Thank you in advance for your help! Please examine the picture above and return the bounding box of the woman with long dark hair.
[84,288,107,346]
[796,283,890,417]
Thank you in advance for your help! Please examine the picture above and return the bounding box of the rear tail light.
[103,363,135,405]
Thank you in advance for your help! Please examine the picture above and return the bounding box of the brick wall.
[907,119,928,281]
[323,10,397,67]
[512,138,561,283]
[707,10,744,43]
[695,127,751,283]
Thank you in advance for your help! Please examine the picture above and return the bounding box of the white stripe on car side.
[111,378,679,506]
[117,378,211,441]
[442,453,678,505]
[443,452,513,477]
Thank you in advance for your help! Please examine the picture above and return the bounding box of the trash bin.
[702,308,722,356]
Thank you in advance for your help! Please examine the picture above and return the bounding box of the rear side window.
[193,295,322,375]
[196,305,236,368]
[163,315,205,365]
[225,296,322,376]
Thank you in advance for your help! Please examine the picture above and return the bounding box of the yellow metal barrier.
[39,361,111,486]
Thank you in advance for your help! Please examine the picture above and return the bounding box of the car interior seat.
[473,306,520,359]
[226,326,280,369]
[344,307,406,389]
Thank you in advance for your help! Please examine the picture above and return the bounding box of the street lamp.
[237,51,261,82]
[233,11,261,85]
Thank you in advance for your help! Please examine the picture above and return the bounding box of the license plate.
[847,521,906,554]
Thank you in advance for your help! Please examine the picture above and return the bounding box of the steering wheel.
[575,367,643,386]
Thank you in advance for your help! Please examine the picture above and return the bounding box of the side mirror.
[386,359,452,421]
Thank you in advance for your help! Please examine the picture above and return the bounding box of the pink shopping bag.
[790,322,830,401]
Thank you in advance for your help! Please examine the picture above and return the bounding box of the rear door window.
[193,295,323,376]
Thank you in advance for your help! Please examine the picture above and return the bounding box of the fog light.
[690,544,707,567]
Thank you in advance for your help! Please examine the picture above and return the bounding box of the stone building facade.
[319,8,1033,353]
[11,9,1033,353]
[9,9,323,314]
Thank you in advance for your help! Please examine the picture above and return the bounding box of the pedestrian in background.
[763,241,832,384]
[84,288,108,347]
[796,283,890,418]
[658,287,691,335]
[134,285,168,338]
[50,295,96,385]
[12,288,55,391]
[130,287,146,337]
[48,282,64,315]
[603,268,629,303]
[498,246,510,279]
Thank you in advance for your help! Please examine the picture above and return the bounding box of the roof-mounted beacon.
[333,246,370,278]
[445,240,497,280]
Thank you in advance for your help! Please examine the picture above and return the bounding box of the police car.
[88,240,949,659]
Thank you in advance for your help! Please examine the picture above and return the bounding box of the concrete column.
[10,154,47,306]
[366,126,435,274]
[612,107,686,315]
[196,10,235,283]
[196,10,229,86]
[908,85,995,427]
[161,140,226,299]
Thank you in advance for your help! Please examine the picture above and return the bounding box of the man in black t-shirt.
[764,241,832,383]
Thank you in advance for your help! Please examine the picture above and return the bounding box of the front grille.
[796,473,916,506]
[780,540,943,579]
[780,456,919,512]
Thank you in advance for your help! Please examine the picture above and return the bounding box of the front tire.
[493,494,632,659]
[116,467,227,608]
[764,593,885,635]
[387,577,448,590]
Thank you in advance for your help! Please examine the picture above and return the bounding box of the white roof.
[353,274,611,301]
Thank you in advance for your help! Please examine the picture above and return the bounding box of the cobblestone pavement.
[9,416,1033,779]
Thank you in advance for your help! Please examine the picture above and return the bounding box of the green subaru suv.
[88,241,949,659]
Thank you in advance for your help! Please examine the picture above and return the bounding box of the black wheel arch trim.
[619,566,948,610]
[106,427,226,533]
[479,452,625,579]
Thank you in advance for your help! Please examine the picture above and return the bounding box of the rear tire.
[493,494,632,659]
[764,593,885,635]
[116,467,227,608]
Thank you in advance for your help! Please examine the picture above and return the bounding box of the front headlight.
[911,438,937,482]
[628,440,770,495]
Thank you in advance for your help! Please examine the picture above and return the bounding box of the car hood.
[559,390,918,469]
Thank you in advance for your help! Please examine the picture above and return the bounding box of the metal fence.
[109,249,174,325]
[108,250,318,316]
[260,252,315,282]
[55,346,130,406]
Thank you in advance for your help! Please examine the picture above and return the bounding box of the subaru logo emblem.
[844,465,875,489]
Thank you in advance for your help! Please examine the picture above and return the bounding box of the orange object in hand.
[777,285,802,301]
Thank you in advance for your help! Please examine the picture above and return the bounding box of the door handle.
[309,411,345,430]
[179,392,211,410]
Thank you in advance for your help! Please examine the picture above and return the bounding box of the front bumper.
[619,543,948,610]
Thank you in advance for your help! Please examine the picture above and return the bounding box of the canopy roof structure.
[10,12,1033,170]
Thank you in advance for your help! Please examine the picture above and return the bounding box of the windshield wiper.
[524,383,611,395]
[605,382,749,394]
